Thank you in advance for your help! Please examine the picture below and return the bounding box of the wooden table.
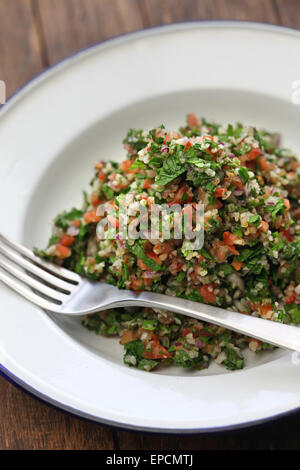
[0,0,300,450]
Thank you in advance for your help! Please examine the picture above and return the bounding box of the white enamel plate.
[1,22,300,433]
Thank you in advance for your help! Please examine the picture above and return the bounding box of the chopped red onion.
[67,226,79,236]
[143,271,161,279]
[233,189,244,196]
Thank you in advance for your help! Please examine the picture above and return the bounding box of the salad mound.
[38,114,300,372]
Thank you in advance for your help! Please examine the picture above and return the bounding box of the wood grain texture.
[117,412,300,450]
[208,0,280,23]
[0,0,44,97]
[0,376,115,450]
[34,0,144,65]
[275,0,300,29]
[140,0,280,26]
[1,0,300,451]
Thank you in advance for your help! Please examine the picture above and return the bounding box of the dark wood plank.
[117,411,300,450]
[0,376,115,450]
[207,0,280,23]
[35,0,144,65]
[0,0,44,97]
[139,0,210,24]
[140,0,280,26]
[274,0,300,28]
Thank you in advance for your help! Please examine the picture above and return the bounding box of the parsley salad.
[37,114,300,372]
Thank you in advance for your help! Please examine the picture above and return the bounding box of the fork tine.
[0,256,69,303]
[0,268,62,312]
[0,242,73,293]
[0,234,80,284]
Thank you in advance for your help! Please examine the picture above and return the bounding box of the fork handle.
[107,291,300,353]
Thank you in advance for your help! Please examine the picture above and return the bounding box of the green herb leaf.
[155,155,185,187]
[129,242,165,272]
[55,208,83,231]
[238,167,250,185]
[124,340,144,358]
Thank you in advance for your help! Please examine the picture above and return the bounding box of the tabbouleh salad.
[38,114,300,372]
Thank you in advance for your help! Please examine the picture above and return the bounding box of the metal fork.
[1,233,300,353]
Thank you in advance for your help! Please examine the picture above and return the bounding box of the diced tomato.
[199,284,216,304]
[182,325,211,338]
[182,327,194,338]
[215,188,228,199]
[130,279,144,291]
[120,159,134,172]
[137,258,148,271]
[243,147,261,160]
[260,304,273,317]
[143,278,153,287]
[56,244,71,259]
[235,179,245,189]
[168,183,192,206]
[223,231,244,246]
[232,260,243,271]
[285,294,296,305]
[146,251,162,266]
[98,172,106,182]
[223,231,234,244]
[174,263,184,272]
[72,220,81,228]
[90,193,103,207]
[207,199,223,210]
[258,220,269,232]
[224,176,244,189]
[143,340,172,360]
[248,301,260,312]
[227,245,240,256]
[143,179,153,190]
[84,210,101,224]
[94,162,104,171]
[187,113,200,128]
[59,234,75,247]
[246,160,257,171]
[258,156,273,171]
[185,141,192,151]
[153,242,173,255]
[120,330,136,345]
[203,343,214,354]
[281,230,294,242]
[211,240,229,262]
